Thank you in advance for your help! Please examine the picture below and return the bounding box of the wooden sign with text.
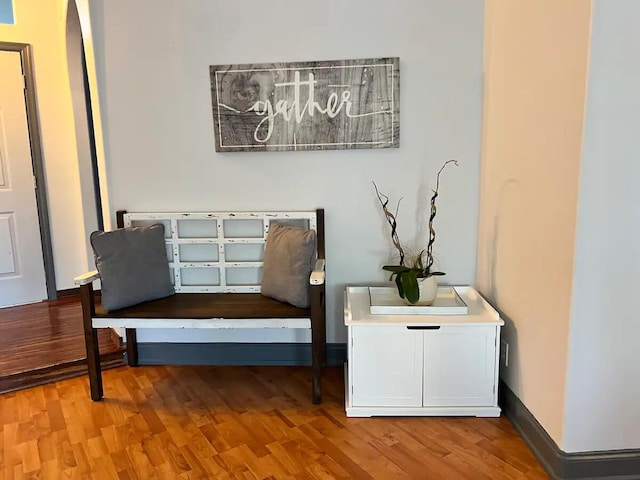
[209,58,400,152]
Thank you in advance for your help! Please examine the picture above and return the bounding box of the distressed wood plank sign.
[209,57,400,152]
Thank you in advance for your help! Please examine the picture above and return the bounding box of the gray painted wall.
[88,0,485,345]
[564,0,640,452]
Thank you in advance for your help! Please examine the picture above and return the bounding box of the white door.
[350,325,423,407]
[423,325,497,407]
[0,50,47,307]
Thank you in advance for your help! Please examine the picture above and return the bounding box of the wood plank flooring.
[0,296,124,394]
[0,297,548,479]
[0,364,549,479]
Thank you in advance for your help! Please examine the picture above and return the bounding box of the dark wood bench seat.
[76,209,326,404]
[94,293,312,321]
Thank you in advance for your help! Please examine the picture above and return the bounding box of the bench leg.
[125,329,139,367]
[310,285,326,404]
[80,284,103,401]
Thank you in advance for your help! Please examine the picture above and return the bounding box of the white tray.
[368,286,468,315]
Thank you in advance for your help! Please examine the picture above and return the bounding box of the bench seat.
[93,293,311,328]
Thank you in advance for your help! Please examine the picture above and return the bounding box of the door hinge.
[23,75,27,91]
[33,175,37,189]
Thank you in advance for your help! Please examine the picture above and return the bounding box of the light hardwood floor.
[0,297,547,479]
[0,363,549,479]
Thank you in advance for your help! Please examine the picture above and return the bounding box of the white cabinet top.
[344,286,503,326]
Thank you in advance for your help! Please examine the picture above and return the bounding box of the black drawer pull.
[406,326,441,330]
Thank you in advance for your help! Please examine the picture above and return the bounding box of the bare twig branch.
[373,159,458,278]
[373,182,405,266]
[425,159,458,274]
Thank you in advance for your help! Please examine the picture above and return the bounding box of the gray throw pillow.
[261,223,317,308]
[90,224,174,311]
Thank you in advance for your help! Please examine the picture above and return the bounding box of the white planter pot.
[402,275,438,306]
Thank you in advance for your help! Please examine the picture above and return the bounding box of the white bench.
[75,209,326,403]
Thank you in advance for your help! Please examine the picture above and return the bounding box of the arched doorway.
[65,0,103,241]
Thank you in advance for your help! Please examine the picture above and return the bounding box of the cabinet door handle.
[406,326,441,330]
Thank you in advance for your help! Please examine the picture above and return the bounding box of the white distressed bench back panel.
[124,211,318,293]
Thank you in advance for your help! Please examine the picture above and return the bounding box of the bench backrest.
[117,210,324,294]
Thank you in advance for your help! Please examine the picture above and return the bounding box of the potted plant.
[373,159,458,305]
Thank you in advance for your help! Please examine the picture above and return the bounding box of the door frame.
[0,42,56,299]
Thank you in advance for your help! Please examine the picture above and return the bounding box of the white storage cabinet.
[344,286,504,417]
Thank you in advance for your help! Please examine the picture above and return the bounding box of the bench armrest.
[310,259,325,285]
[74,270,100,286]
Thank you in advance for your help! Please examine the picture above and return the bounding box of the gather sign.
[209,57,400,152]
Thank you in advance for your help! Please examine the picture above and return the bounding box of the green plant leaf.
[383,265,411,273]
[400,271,420,304]
[395,274,405,299]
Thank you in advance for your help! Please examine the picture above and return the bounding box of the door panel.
[0,214,17,274]
[351,325,423,407]
[423,325,496,407]
[0,50,47,307]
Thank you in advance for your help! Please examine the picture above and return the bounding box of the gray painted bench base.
[76,209,326,404]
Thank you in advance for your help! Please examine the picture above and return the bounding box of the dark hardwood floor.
[0,296,549,478]
[0,295,124,394]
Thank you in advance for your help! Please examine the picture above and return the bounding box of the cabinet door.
[350,325,423,407]
[423,325,497,407]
